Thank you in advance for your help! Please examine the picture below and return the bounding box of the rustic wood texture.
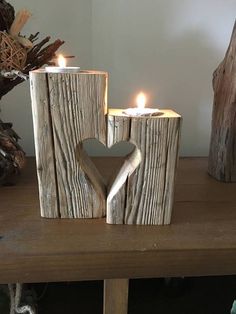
[30,71,59,217]
[208,21,236,182]
[1,158,236,284]
[30,70,108,218]
[107,109,181,225]
[103,279,129,314]
[31,69,180,223]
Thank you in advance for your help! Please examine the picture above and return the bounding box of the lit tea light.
[58,54,66,67]
[123,92,160,116]
[45,54,80,73]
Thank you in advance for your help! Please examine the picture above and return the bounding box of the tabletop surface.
[0,157,236,284]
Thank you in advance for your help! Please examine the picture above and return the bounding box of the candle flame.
[58,54,66,67]
[136,92,146,109]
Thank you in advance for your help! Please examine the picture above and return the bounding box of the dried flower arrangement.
[0,0,64,184]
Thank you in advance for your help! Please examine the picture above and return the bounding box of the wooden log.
[30,70,108,218]
[9,9,31,37]
[107,109,181,225]
[208,21,236,182]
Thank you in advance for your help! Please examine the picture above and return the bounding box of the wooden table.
[1,157,236,313]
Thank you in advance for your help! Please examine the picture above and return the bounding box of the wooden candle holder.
[107,109,181,225]
[30,70,181,225]
[30,70,108,218]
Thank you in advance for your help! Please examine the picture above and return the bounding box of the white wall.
[92,0,236,156]
[1,0,92,155]
[1,0,236,156]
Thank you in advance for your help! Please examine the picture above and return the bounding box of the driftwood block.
[30,70,108,218]
[208,21,236,182]
[30,69,181,224]
[107,109,181,225]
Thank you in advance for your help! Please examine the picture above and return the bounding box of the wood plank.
[103,279,129,314]
[29,72,59,218]
[0,157,236,283]
[0,250,236,284]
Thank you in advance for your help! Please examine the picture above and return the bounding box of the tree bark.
[208,21,236,182]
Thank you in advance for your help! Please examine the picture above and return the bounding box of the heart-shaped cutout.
[76,139,142,215]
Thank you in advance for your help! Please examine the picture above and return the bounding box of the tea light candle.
[123,92,160,116]
[45,54,80,73]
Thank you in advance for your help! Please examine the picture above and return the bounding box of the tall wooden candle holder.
[30,69,181,225]
[30,70,108,218]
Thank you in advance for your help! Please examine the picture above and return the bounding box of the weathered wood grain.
[107,109,181,225]
[208,21,236,182]
[107,147,142,224]
[30,71,59,218]
[30,70,108,218]
[76,143,106,218]
[30,69,180,223]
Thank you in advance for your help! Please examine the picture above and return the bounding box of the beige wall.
[1,0,236,156]
[91,0,236,156]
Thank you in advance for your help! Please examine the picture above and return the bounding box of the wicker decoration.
[0,31,27,71]
[0,0,64,184]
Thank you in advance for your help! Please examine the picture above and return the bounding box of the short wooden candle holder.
[107,109,181,225]
[30,69,181,225]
